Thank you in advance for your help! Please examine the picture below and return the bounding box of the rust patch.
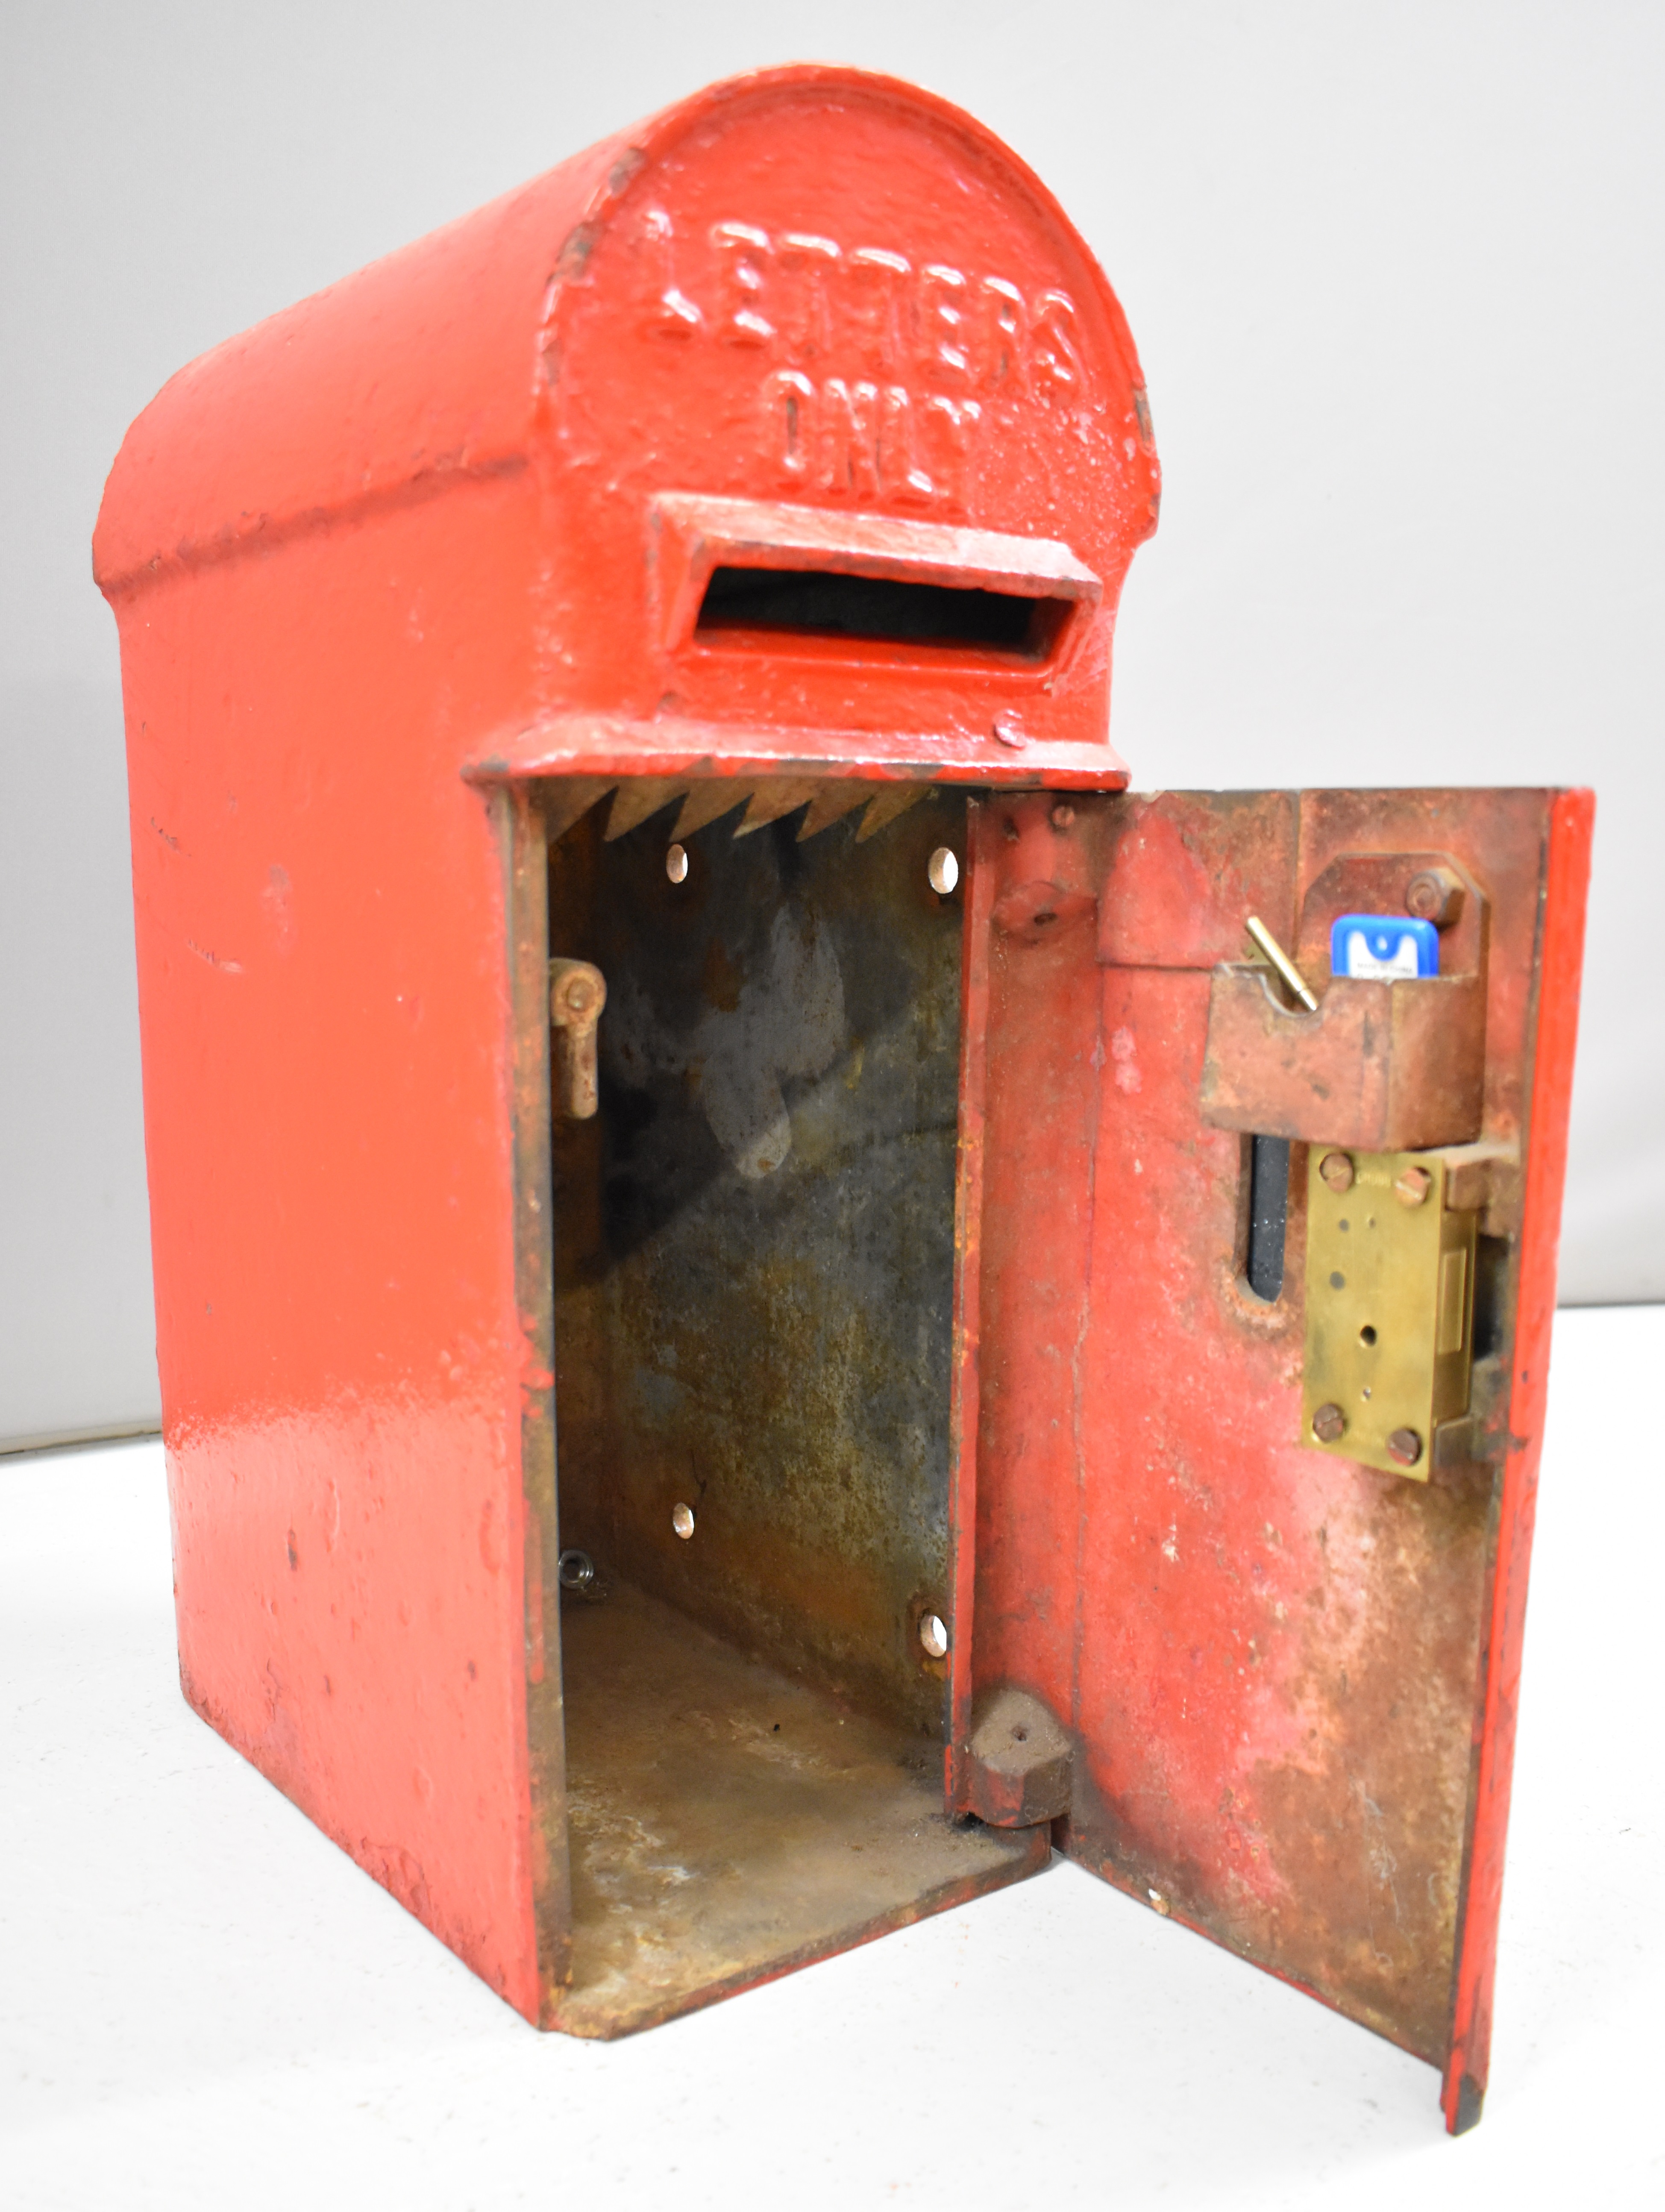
[549,788,967,1736]
[551,1582,1041,2037]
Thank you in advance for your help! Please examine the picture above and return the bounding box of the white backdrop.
[4,1,1660,1446]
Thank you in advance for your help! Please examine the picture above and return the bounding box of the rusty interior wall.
[548,786,967,1738]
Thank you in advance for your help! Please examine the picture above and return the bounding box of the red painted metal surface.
[97,70,1157,790]
[93,68,1155,2027]
[92,61,1590,2125]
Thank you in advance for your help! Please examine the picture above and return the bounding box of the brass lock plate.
[1302,1148,1477,1479]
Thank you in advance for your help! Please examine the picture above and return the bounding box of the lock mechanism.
[1302,1146,1478,1480]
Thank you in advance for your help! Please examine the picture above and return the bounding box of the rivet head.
[1394,1166,1433,1207]
[919,1611,949,1659]
[671,1502,695,1540]
[927,847,960,896]
[1313,1402,1347,1444]
[1387,1428,1424,1467]
[1318,1151,1355,1193]
[1405,870,1464,927]
[1051,803,1076,829]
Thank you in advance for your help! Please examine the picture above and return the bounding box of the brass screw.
[1313,1402,1347,1443]
[1319,1151,1355,1193]
[1387,1428,1424,1468]
[1394,1166,1433,1207]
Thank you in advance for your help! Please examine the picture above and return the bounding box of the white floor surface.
[3,1306,1660,2209]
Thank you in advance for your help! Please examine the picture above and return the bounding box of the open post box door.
[92,62,1590,2136]
[957,786,1592,2133]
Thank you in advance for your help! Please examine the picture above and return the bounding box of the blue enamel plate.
[1330,913,1440,980]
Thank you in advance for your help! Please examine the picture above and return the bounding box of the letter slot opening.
[696,564,1074,659]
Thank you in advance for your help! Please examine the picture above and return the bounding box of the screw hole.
[666,843,689,884]
[671,1502,695,1540]
[919,1611,949,1659]
[928,847,959,896]
[1359,1325,1377,1347]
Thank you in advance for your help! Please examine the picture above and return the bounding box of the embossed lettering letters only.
[638,209,1089,512]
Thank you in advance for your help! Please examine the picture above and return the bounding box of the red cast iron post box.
[93,68,1592,2132]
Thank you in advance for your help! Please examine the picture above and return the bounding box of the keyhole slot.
[1244,1134,1290,1303]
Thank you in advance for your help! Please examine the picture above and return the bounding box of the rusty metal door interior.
[523,770,1587,2127]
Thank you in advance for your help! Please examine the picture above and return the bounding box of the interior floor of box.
[550,1582,1046,2038]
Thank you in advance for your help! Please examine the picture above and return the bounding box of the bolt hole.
[1012,1725,1029,1742]
[1359,1325,1377,1347]
[557,1548,596,1592]
[919,1611,949,1659]
[671,1502,695,1540]
[666,843,689,884]
[928,847,959,896]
